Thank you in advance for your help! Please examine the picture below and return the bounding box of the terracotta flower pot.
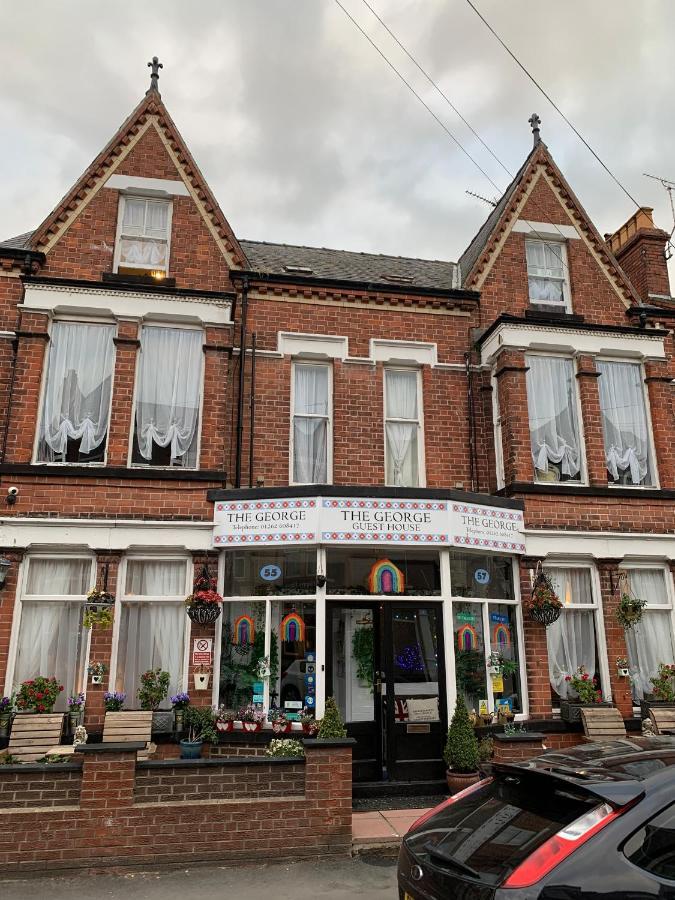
[446,769,480,795]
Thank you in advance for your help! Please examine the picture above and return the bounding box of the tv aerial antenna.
[643,172,675,259]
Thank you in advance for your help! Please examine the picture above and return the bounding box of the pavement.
[352,807,429,850]
[0,856,399,900]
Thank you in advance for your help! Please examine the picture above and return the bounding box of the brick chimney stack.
[606,208,671,303]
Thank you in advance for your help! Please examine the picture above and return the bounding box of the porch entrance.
[327,601,447,782]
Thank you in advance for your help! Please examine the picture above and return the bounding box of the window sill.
[0,462,227,482]
[499,482,675,500]
[103,272,176,288]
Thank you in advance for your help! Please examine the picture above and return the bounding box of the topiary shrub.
[317,696,347,739]
[444,696,479,774]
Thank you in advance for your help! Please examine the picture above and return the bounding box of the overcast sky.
[2,1,674,275]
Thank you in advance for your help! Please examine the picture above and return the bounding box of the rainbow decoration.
[457,623,479,652]
[367,559,405,595]
[281,612,305,643]
[492,623,511,649]
[232,614,255,645]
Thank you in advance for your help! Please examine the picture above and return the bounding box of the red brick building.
[1,69,674,783]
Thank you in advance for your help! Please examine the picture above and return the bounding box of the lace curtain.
[293,365,329,483]
[624,569,675,700]
[119,198,169,269]
[38,323,115,462]
[597,361,651,485]
[526,241,565,303]
[526,356,581,479]
[385,369,419,487]
[546,568,597,699]
[134,327,202,466]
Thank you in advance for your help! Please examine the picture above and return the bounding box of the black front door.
[327,601,446,782]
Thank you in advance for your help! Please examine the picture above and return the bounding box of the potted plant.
[216,708,236,732]
[170,692,190,732]
[180,706,218,759]
[15,677,63,713]
[0,696,13,737]
[317,697,347,738]
[559,666,611,722]
[265,738,305,758]
[67,692,85,731]
[103,691,126,712]
[138,668,172,731]
[640,663,675,719]
[444,697,480,794]
[83,586,115,629]
[87,662,107,685]
[185,566,223,626]
[238,703,265,732]
[616,656,631,679]
[526,567,563,626]
[193,667,210,691]
[269,709,292,733]
[301,712,319,736]
[616,591,647,629]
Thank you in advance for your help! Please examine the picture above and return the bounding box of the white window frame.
[32,317,118,467]
[491,371,505,490]
[596,357,659,489]
[127,322,205,470]
[525,238,571,312]
[525,351,588,486]
[543,561,611,706]
[383,366,426,488]
[109,555,192,697]
[113,194,173,276]
[289,360,333,485]
[4,553,96,699]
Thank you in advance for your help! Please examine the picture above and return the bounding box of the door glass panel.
[271,601,316,712]
[453,602,487,713]
[218,600,266,711]
[488,603,522,714]
[392,607,440,722]
[331,608,375,723]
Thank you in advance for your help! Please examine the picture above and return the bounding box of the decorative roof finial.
[529,112,541,147]
[147,56,163,94]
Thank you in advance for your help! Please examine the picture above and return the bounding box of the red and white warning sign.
[192,637,213,666]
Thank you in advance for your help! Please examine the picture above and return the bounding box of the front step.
[352,806,434,855]
[353,778,447,803]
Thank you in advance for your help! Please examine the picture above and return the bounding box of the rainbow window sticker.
[367,559,405,595]
[232,614,255,645]
[456,623,479,652]
[280,611,305,642]
[492,622,511,649]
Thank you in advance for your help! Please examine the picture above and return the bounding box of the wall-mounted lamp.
[0,557,11,589]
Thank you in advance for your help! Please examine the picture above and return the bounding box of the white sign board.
[320,497,448,545]
[192,638,213,666]
[213,498,319,546]
[451,502,525,553]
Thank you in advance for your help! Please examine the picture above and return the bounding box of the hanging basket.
[187,604,222,626]
[529,604,562,627]
[527,564,563,627]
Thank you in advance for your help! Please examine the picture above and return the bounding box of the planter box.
[639,700,675,720]
[560,700,612,723]
[152,710,175,733]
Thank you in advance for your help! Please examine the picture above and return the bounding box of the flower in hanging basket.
[86,588,114,605]
[525,569,563,625]
[16,677,64,713]
[616,592,647,629]
[83,588,115,630]
[185,568,223,625]
[564,666,604,704]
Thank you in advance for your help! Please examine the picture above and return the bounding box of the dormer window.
[114,196,172,277]
[525,239,570,310]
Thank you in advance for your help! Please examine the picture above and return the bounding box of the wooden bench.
[648,707,675,735]
[103,711,156,760]
[580,706,626,742]
[7,713,66,762]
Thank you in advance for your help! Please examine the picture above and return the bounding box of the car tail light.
[502,802,624,889]
[409,778,493,831]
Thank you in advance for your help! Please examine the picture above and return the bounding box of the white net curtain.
[597,360,652,485]
[293,364,329,483]
[134,326,203,467]
[526,356,581,481]
[38,322,115,462]
[545,568,597,699]
[526,240,565,303]
[385,369,420,487]
[624,569,675,700]
[119,198,169,271]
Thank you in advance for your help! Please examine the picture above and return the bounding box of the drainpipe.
[465,350,477,493]
[234,275,249,488]
[0,318,20,464]
[248,331,257,488]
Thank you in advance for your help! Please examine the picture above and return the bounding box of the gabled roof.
[27,88,247,269]
[0,231,34,250]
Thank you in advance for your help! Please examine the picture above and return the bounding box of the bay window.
[384,368,423,487]
[597,360,654,486]
[525,355,583,483]
[623,567,675,702]
[525,239,569,308]
[131,326,203,468]
[13,557,93,710]
[36,322,115,464]
[114,196,172,277]
[291,362,331,484]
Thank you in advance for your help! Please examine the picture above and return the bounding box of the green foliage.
[183,705,218,744]
[650,663,675,702]
[0,753,21,765]
[477,737,494,763]
[265,738,305,758]
[444,696,479,774]
[138,668,170,711]
[317,696,347,739]
[351,626,374,687]
[616,592,647,629]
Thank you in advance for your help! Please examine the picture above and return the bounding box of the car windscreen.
[405,774,597,886]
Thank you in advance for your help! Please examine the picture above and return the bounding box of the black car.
[398,736,675,899]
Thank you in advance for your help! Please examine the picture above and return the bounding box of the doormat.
[352,794,447,812]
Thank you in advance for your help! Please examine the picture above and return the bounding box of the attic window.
[381,274,414,284]
[114,196,172,279]
[283,265,313,274]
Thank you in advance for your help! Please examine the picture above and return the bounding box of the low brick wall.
[0,739,353,874]
[0,763,82,809]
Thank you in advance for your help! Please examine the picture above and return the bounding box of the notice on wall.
[320,497,448,544]
[450,502,525,554]
[192,638,212,666]
[213,498,319,546]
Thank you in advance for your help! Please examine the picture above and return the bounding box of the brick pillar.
[477,372,497,494]
[0,549,24,687]
[3,311,50,463]
[333,359,382,486]
[494,350,531,486]
[576,354,606,486]
[304,739,353,850]
[644,360,675,489]
[520,558,553,719]
[78,745,138,810]
[107,321,140,466]
[200,325,232,472]
[596,560,633,718]
[493,732,547,763]
[187,552,220,708]
[84,553,121,732]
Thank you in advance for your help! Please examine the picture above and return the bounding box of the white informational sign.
[406,697,440,722]
[213,497,319,546]
[320,497,448,545]
[451,502,525,554]
[192,638,213,666]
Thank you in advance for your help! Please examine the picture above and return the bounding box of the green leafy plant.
[83,588,115,629]
[649,663,675,702]
[477,736,494,763]
[351,626,374,687]
[16,676,63,713]
[265,738,305,758]
[444,697,479,774]
[503,721,527,736]
[182,705,218,744]
[616,592,647,629]
[138,668,170,711]
[36,753,71,764]
[564,665,603,704]
[317,696,347,739]
[0,753,21,765]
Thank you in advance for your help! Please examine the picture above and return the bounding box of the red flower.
[564,675,571,682]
